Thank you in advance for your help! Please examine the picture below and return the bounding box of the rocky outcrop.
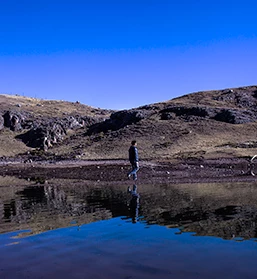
[16,115,101,151]
[213,88,257,109]
[87,109,154,135]
[160,106,211,121]
[18,122,67,150]
[2,110,34,131]
[212,109,256,124]
[0,106,109,151]
[160,105,257,124]
[3,111,25,131]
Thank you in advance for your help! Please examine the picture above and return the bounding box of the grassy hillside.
[1,86,257,161]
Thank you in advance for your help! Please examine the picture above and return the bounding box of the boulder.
[3,111,24,131]
[160,112,176,120]
[87,109,153,135]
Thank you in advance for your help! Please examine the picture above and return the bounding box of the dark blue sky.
[1,0,257,109]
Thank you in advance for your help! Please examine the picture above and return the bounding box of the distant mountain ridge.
[1,85,257,161]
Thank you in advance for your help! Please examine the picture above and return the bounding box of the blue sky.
[0,0,257,109]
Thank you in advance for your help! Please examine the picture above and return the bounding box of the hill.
[1,86,257,161]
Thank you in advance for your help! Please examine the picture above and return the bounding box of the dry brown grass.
[0,94,112,118]
[1,88,257,161]
[0,128,31,156]
[49,116,257,161]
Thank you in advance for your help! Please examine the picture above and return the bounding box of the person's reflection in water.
[127,184,140,223]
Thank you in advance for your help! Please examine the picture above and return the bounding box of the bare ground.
[1,157,256,185]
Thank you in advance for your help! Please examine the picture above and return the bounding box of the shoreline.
[1,157,256,184]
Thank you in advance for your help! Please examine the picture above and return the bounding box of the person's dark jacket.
[129,146,139,164]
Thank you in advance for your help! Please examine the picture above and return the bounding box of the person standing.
[128,140,139,180]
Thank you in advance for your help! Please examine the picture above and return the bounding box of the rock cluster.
[87,109,154,135]
[19,115,103,151]
[159,105,257,124]
[0,109,104,150]
[2,111,29,131]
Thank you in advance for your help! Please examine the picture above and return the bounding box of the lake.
[1,176,257,279]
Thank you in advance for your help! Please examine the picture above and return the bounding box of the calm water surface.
[1,178,257,279]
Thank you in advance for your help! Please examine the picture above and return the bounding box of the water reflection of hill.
[140,183,257,240]
[1,178,257,240]
[0,180,115,235]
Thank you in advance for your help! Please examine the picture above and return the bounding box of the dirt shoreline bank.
[1,157,257,184]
